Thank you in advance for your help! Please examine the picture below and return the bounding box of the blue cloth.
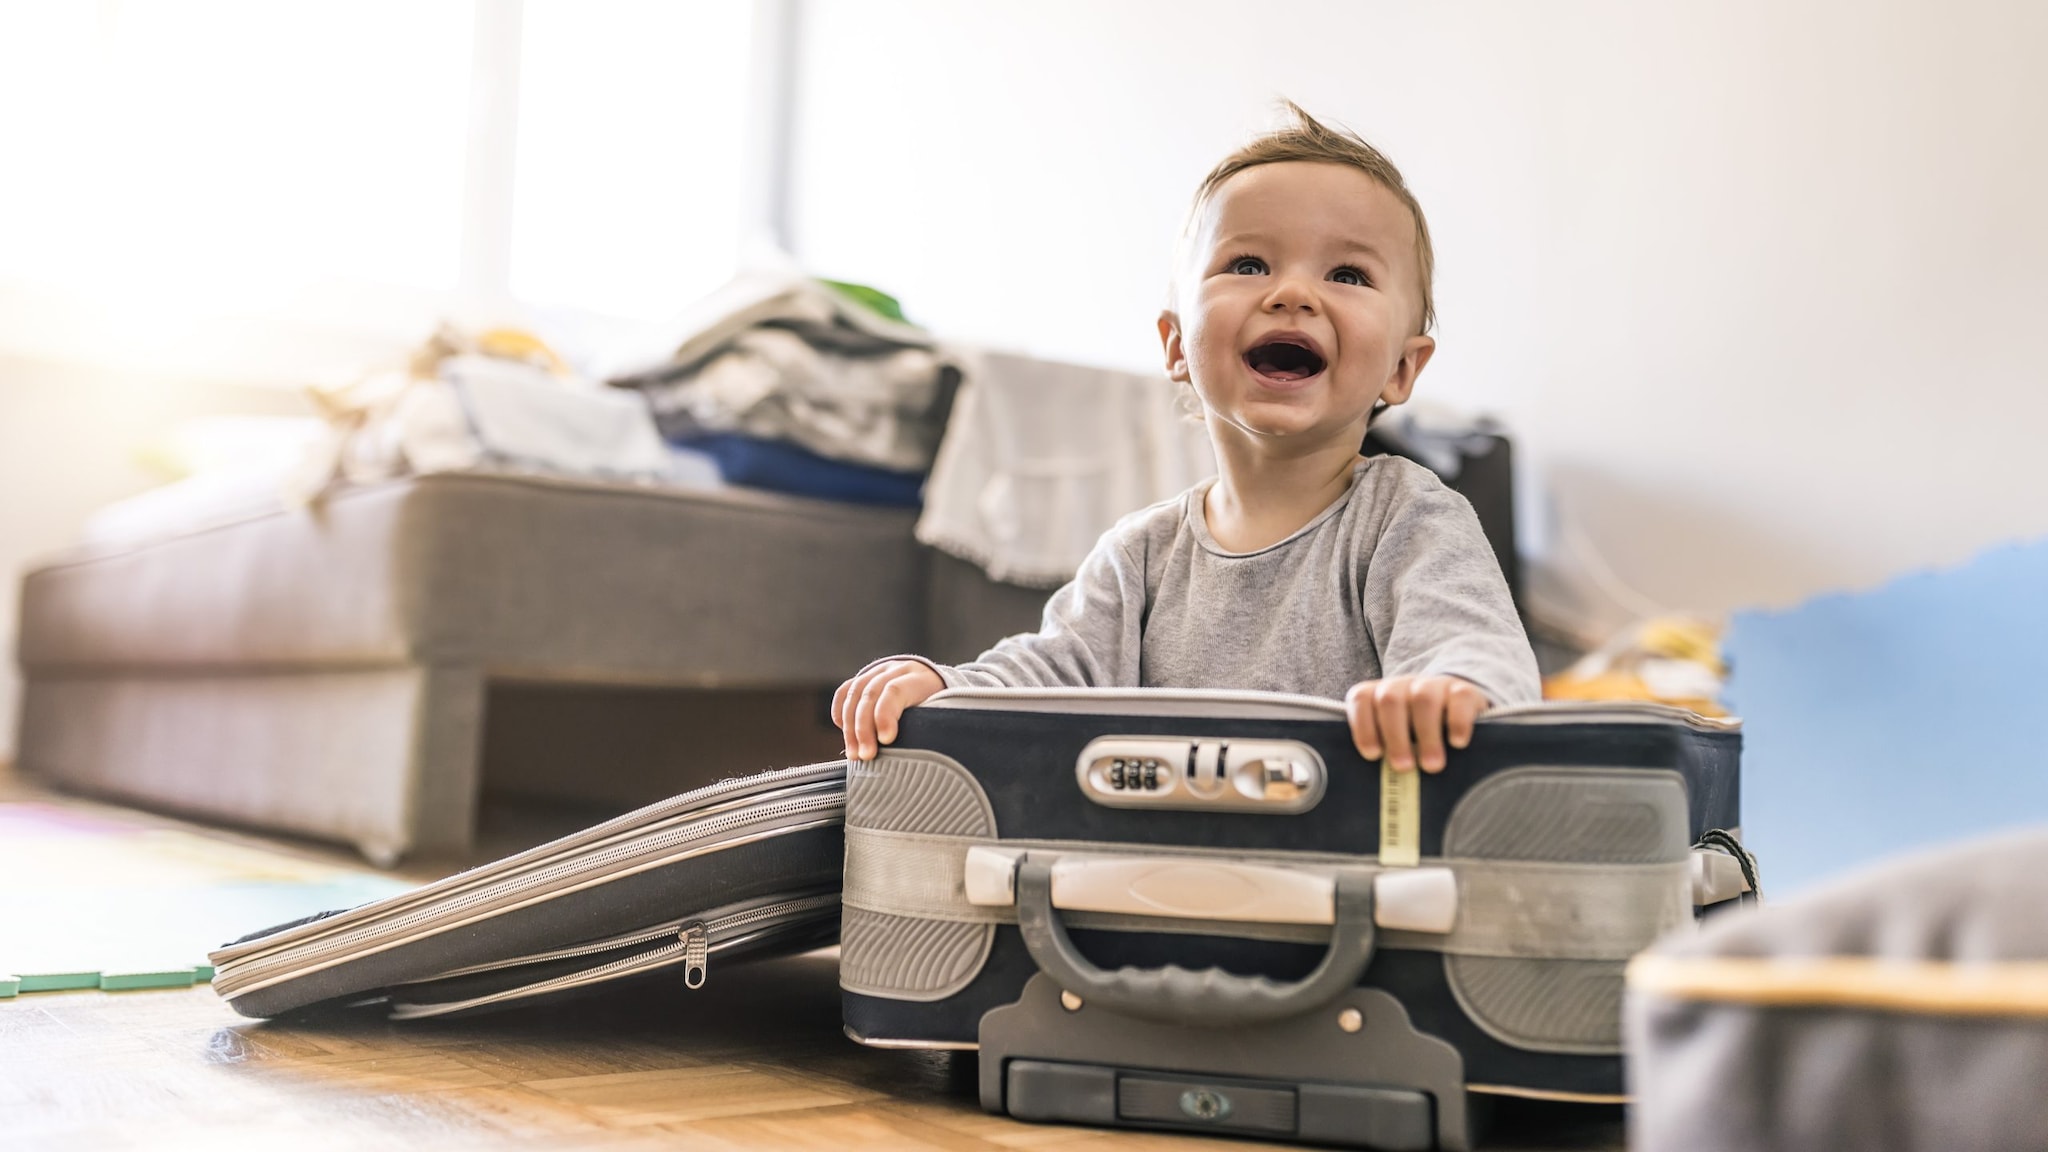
[677,433,925,507]
[1727,536,2048,896]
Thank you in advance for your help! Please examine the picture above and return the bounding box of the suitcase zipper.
[391,889,838,982]
[384,892,840,1018]
[213,787,844,996]
[680,921,709,989]
[210,762,845,963]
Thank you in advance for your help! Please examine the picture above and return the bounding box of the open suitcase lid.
[208,761,846,1018]
[924,687,1740,732]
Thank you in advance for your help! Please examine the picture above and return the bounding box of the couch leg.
[357,838,406,869]
[402,665,486,861]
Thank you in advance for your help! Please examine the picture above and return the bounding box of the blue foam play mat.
[1727,535,2048,895]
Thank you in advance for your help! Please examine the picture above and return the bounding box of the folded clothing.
[677,433,924,508]
[434,354,671,479]
[612,270,959,475]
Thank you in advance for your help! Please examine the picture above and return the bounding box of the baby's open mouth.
[1244,338,1326,382]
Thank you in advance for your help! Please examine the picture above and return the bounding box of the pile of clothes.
[607,269,960,507]
[294,324,676,504]
[292,269,1214,593]
[606,267,1217,585]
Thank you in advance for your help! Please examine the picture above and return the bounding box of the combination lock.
[1105,757,1165,791]
[1075,737,1326,813]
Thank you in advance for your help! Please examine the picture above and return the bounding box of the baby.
[836,103,1539,774]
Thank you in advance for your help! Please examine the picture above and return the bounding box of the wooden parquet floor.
[0,771,1625,1151]
[0,950,1624,1151]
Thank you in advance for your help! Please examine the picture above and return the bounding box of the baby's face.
[1162,161,1433,455]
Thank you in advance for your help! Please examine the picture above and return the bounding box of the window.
[511,0,752,322]
[0,3,471,305]
[0,1,761,377]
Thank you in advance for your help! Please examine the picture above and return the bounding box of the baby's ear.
[1157,311,1191,383]
[1379,333,1436,407]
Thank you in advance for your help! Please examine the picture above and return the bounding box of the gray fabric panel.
[1628,829,2048,1152]
[841,754,998,995]
[20,472,921,681]
[843,828,986,924]
[1445,955,1627,1054]
[1446,767,1689,864]
[1441,859,1690,959]
[846,750,996,837]
[838,906,994,1001]
[1628,996,2048,1152]
[844,827,1325,943]
[1434,768,1686,1049]
[841,827,1688,959]
[15,667,470,860]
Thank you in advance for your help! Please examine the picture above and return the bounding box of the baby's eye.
[1330,266,1368,287]
[1228,256,1268,276]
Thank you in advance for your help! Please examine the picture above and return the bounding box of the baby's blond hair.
[1181,101,1436,335]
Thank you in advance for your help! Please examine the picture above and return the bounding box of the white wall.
[0,357,309,757]
[788,0,2048,631]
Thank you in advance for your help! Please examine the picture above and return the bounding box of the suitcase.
[839,689,1746,1150]
[211,762,845,1019]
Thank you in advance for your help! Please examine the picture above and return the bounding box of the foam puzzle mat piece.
[99,969,203,992]
[1728,536,2048,896]
[18,973,101,993]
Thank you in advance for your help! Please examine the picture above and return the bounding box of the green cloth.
[821,279,908,324]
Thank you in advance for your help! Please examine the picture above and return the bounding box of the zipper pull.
[680,921,708,989]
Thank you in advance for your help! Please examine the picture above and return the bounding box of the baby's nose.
[1264,277,1318,311]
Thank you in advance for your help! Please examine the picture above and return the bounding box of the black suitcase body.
[839,689,1743,1150]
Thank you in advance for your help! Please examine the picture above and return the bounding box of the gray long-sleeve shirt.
[912,455,1541,706]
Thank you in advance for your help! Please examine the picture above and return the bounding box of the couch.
[14,426,1514,864]
[13,471,1050,862]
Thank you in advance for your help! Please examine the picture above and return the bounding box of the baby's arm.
[1352,470,1540,772]
[834,531,1148,759]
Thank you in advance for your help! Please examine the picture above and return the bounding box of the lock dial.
[1075,737,1326,813]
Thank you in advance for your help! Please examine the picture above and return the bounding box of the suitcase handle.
[1014,857,1376,1027]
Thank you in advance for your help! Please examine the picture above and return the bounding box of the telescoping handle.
[1012,857,1378,1028]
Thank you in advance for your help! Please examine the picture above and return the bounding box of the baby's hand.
[832,659,946,761]
[1345,676,1489,773]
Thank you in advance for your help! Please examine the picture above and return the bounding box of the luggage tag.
[1379,759,1420,868]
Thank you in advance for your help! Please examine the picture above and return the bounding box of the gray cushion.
[1626,828,2048,1152]
[20,472,924,684]
[15,472,927,858]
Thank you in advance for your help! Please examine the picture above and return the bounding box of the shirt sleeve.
[913,529,1150,690]
[1362,476,1542,707]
